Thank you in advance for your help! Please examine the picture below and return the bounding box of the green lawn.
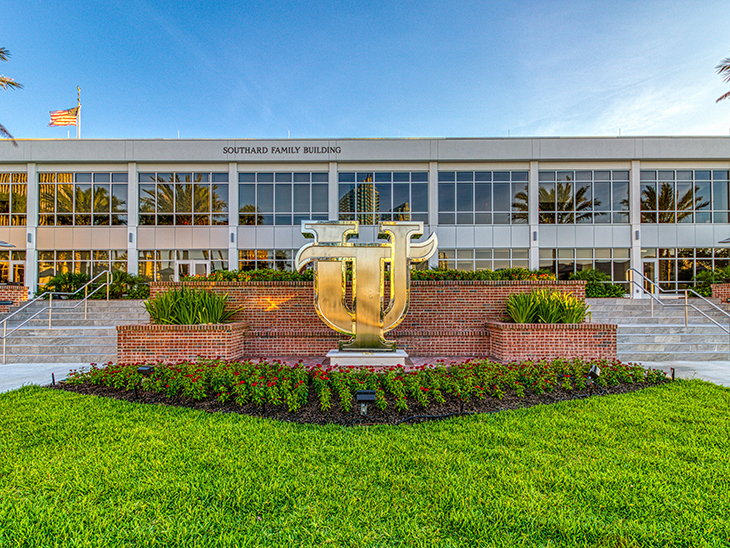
[1,382,728,547]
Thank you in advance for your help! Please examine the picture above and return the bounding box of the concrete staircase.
[1,300,149,364]
[587,297,730,361]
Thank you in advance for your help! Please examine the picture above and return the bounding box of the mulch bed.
[51,380,669,426]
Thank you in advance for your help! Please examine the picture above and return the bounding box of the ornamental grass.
[143,286,241,325]
[65,358,666,414]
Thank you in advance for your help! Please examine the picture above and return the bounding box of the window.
[438,171,527,225]
[138,249,228,281]
[643,248,730,291]
[640,170,717,223]
[539,248,630,284]
[139,172,228,226]
[538,170,629,224]
[239,249,300,271]
[0,173,27,226]
[38,172,128,226]
[437,248,529,270]
[37,250,127,285]
[239,172,328,225]
[0,250,25,283]
[338,172,428,225]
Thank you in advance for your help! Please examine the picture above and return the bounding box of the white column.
[630,159,642,298]
[25,163,37,296]
[528,160,540,270]
[428,161,439,268]
[328,162,338,220]
[228,162,238,271]
[126,162,138,275]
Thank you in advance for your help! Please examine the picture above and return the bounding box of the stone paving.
[1,357,728,394]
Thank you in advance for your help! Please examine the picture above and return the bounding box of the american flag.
[48,107,79,126]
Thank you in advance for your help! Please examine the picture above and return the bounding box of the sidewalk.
[1,358,728,394]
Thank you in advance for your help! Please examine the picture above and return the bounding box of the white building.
[2,136,730,297]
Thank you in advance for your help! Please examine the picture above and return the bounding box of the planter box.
[150,280,585,357]
[0,284,28,316]
[711,283,730,303]
[117,322,248,364]
[486,321,616,363]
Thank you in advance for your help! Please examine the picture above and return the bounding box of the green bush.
[144,286,242,325]
[568,269,627,298]
[185,267,558,283]
[693,267,730,297]
[505,289,590,324]
[39,272,91,296]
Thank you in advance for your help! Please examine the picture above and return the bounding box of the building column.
[126,162,138,276]
[328,162,338,221]
[630,160,642,298]
[428,161,439,268]
[228,162,239,271]
[25,163,37,296]
[528,160,540,270]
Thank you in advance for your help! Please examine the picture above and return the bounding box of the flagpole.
[76,86,81,139]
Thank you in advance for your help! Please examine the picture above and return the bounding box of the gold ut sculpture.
[295,221,437,352]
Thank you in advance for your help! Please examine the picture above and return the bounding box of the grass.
[1,381,729,547]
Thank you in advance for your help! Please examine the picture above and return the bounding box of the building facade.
[2,136,730,298]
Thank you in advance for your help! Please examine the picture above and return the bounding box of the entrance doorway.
[642,259,658,295]
[176,260,209,281]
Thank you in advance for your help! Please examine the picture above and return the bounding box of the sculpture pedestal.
[326,349,409,367]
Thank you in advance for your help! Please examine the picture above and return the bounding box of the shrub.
[568,269,626,298]
[144,286,241,325]
[183,267,557,283]
[505,290,590,324]
[693,266,730,297]
[39,272,91,296]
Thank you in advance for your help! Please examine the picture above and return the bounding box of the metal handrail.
[1,270,112,364]
[627,267,730,336]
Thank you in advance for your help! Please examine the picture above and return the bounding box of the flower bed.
[61,357,666,425]
[486,322,617,362]
[116,322,248,364]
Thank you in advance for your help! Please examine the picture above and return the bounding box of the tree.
[717,54,730,102]
[0,47,22,145]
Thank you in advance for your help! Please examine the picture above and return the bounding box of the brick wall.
[150,280,586,357]
[711,283,730,302]
[0,284,28,316]
[117,321,247,364]
[486,322,616,363]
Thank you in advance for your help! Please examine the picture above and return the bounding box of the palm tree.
[0,47,22,145]
[717,54,730,103]
[640,183,710,222]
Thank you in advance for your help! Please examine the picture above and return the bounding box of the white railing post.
[84,285,88,320]
[2,321,6,365]
[684,290,689,327]
[107,270,110,301]
[48,293,52,329]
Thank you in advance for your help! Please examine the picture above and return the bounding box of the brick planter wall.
[116,321,247,364]
[149,280,586,357]
[486,322,617,363]
[0,284,28,316]
[711,283,730,302]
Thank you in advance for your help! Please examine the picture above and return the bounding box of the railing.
[627,267,730,338]
[0,271,112,364]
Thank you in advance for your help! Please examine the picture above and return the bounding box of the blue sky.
[3,0,730,140]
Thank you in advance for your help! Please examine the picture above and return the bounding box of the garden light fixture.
[137,366,155,377]
[356,390,376,416]
[588,364,601,381]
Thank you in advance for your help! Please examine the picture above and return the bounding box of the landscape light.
[356,390,376,416]
[588,364,601,381]
[137,366,155,377]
